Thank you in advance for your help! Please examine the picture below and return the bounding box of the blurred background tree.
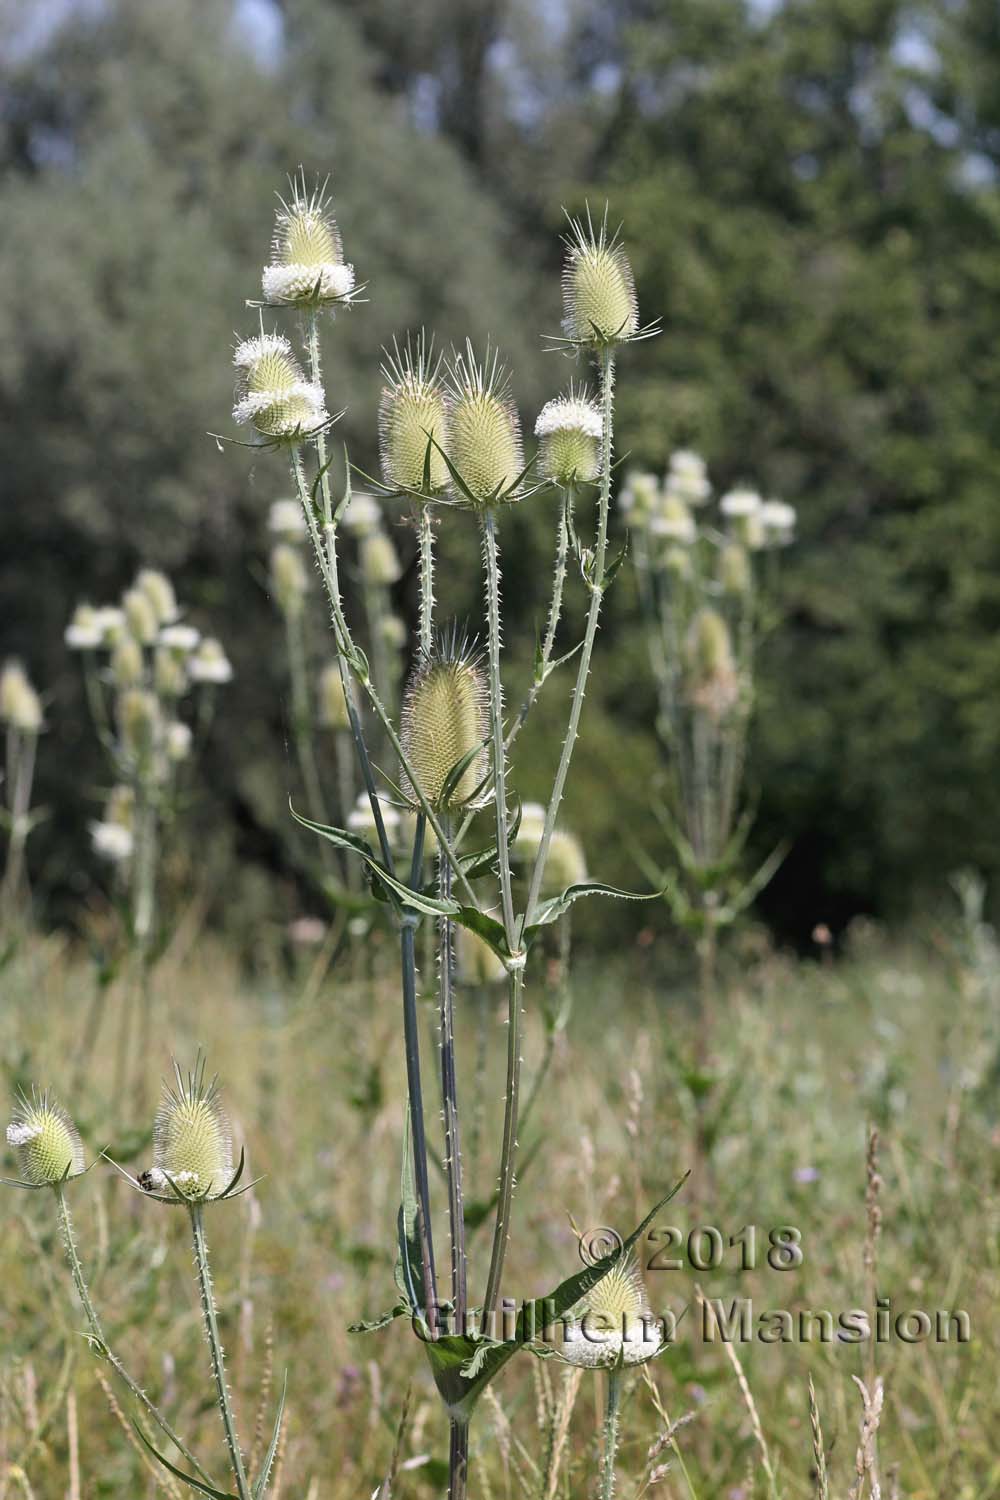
[3,0,999,948]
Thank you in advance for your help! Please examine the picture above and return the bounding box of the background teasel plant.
[65,570,232,1108]
[0,660,44,930]
[224,177,675,1499]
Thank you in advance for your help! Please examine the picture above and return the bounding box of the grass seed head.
[561,208,639,346]
[379,335,450,494]
[447,343,524,505]
[153,1060,233,1200]
[534,387,602,485]
[6,1091,85,1186]
[400,639,489,810]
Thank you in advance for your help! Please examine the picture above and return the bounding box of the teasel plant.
[224,175,680,1498]
[0,660,45,932]
[3,1065,282,1500]
[65,573,233,1107]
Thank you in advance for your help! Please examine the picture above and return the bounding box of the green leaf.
[292,804,455,918]
[348,1304,410,1335]
[449,906,511,961]
[527,880,664,936]
[439,738,491,807]
[131,1424,238,1500]
[252,1371,287,1499]
[393,1115,424,1313]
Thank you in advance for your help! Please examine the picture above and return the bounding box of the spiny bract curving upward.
[400,636,489,811]
[561,207,639,345]
[446,342,524,505]
[5,1090,86,1185]
[379,334,450,495]
[262,174,356,307]
[152,1059,234,1199]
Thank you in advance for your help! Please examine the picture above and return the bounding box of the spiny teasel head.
[760,498,796,546]
[684,608,740,721]
[111,634,144,689]
[380,613,407,651]
[123,586,159,646]
[649,493,696,548]
[617,470,660,525]
[719,540,751,595]
[6,1090,85,1186]
[152,1059,233,1200]
[136,569,179,627]
[154,645,188,699]
[262,174,356,308]
[534,385,602,485]
[379,334,450,495]
[270,542,309,616]
[0,661,42,734]
[342,492,382,536]
[400,634,489,810]
[268,497,308,541]
[561,207,639,346]
[666,449,711,508]
[317,661,354,730]
[187,637,233,686]
[361,531,402,587]
[65,603,103,651]
[561,1256,663,1367]
[119,688,160,760]
[446,343,524,506]
[233,330,328,444]
[91,784,135,863]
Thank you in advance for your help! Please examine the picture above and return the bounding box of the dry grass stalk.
[695,1284,779,1498]
[848,1376,884,1500]
[808,1376,829,1500]
[94,1370,182,1499]
[541,1366,583,1500]
[65,1390,79,1500]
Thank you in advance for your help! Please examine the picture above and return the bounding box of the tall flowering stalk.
[0,661,44,927]
[229,180,669,1500]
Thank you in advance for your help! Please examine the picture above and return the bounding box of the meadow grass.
[1,911,994,1498]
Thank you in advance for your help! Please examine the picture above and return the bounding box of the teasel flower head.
[760,498,796,546]
[456,925,507,987]
[233,331,328,444]
[261,174,356,309]
[720,486,761,520]
[347,791,400,841]
[268,497,308,541]
[150,1059,234,1202]
[561,207,639,347]
[65,603,104,651]
[123,586,159,646]
[664,546,693,581]
[400,634,489,810]
[111,635,144,689]
[154,646,187,700]
[188,638,233,685]
[317,661,354,730]
[666,449,711,508]
[0,661,43,733]
[136,569,179,627]
[270,542,309,616]
[617,470,660,524]
[684,608,740,721]
[540,828,588,896]
[159,625,200,655]
[91,784,135,863]
[560,1255,663,1367]
[379,334,450,495]
[534,386,602,485]
[5,1090,86,1187]
[361,531,402,588]
[380,614,407,651]
[719,540,751,595]
[120,688,160,761]
[649,493,696,547]
[342,492,382,536]
[446,343,525,506]
[166,721,193,762]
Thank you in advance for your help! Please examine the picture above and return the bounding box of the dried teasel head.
[5,1090,86,1186]
[379,334,450,495]
[400,635,489,811]
[561,207,639,347]
[446,343,524,506]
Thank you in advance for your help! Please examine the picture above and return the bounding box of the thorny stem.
[52,1184,214,1486]
[401,817,439,1334]
[525,348,615,926]
[449,1417,470,1500]
[418,503,436,660]
[482,962,523,1320]
[506,480,575,754]
[306,312,334,529]
[437,813,466,1324]
[189,1204,252,1500]
[479,509,517,949]
[601,1367,622,1500]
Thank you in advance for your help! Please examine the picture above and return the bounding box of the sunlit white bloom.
[262,262,355,305]
[534,390,603,484]
[268,498,308,539]
[534,395,602,440]
[342,492,382,535]
[90,821,135,862]
[95,607,126,641]
[6,1120,42,1147]
[188,639,233,685]
[649,494,696,545]
[760,498,796,534]
[166,722,193,761]
[65,605,103,650]
[720,487,762,519]
[262,176,357,309]
[232,333,328,441]
[159,625,201,653]
[667,449,711,507]
[557,1258,664,1368]
[617,470,660,520]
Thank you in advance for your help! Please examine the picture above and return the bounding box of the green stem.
[190,1204,252,1500]
[449,1417,469,1500]
[506,481,575,753]
[524,349,615,926]
[53,1185,214,1486]
[601,1367,622,1500]
[481,961,523,1320]
[418,503,436,659]
[401,817,439,1335]
[479,509,517,948]
[437,813,466,1325]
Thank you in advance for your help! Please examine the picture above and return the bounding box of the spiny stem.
[418,503,435,660]
[437,813,466,1324]
[448,1417,469,1500]
[480,509,517,948]
[52,1185,214,1486]
[525,348,615,926]
[601,1367,622,1500]
[481,961,523,1320]
[401,816,439,1335]
[505,480,575,753]
[189,1204,252,1500]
